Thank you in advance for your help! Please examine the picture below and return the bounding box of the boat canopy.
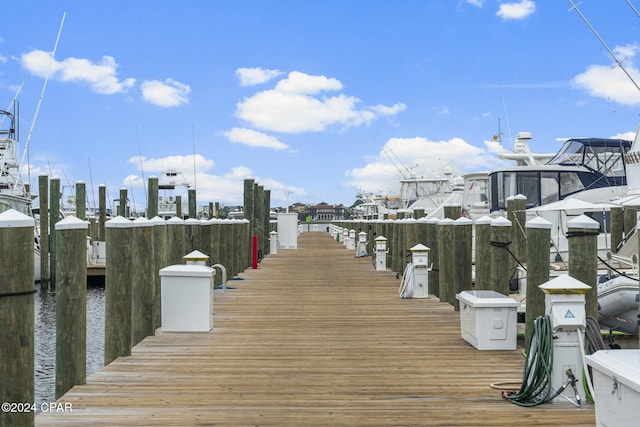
[489,138,632,211]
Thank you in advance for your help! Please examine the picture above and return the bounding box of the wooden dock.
[36,232,595,426]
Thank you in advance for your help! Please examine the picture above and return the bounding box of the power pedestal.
[375,235,388,271]
[347,229,356,251]
[410,244,430,298]
[539,275,591,404]
[356,231,368,257]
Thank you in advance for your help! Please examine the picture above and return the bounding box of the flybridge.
[489,137,632,212]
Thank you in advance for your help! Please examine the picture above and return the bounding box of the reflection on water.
[34,281,105,407]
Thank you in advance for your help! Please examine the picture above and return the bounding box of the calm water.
[34,281,105,408]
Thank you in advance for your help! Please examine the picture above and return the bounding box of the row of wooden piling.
[36,173,239,285]
[332,196,617,348]
[0,210,251,427]
[1,173,277,427]
[243,178,272,262]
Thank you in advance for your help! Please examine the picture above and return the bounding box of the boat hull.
[598,276,639,335]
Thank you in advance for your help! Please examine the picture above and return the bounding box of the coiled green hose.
[503,315,554,406]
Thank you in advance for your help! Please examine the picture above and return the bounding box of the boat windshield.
[547,138,629,178]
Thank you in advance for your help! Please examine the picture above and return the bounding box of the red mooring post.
[252,231,258,269]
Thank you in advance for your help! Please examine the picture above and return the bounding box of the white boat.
[490,136,633,262]
[400,170,461,214]
[0,108,42,281]
[597,275,639,335]
[156,169,190,219]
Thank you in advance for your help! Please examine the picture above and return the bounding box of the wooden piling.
[394,219,405,274]
[425,218,439,298]
[256,185,265,259]
[166,216,186,266]
[624,206,638,241]
[117,187,127,217]
[104,216,133,365]
[200,219,212,262]
[174,195,181,218]
[0,210,35,427]
[473,216,492,290]
[188,188,196,219]
[438,218,454,305]
[184,218,200,253]
[389,220,398,273]
[221,220,234,277]
[38,174,50,284]
[610,206,624,253]
[98,184,107,241]
[243,178,255,267]
[55,216,88,398]
[75,180,86,220]
[525,217,552,349]
[131,217,155,347]
[382,220,391,272]
[50,177,61,286]
[444,203,461,220]
[490,216,512,295]
[149,216,168,329]
[263,189,271,255]
[242,219,252,273]
[209,218,222,285]
[452,217,473,310]
[509,194,527,266]
[415,217,428,248]
[567,215,599,319]
[147,176,159,219]
[403,218,418,274]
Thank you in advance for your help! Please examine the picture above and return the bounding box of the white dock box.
[160,264,215,332]
[586,350,640,427]
[456,290,519,350]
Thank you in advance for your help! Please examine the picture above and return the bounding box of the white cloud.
[122,174,144,188]
[346,136,504,195]
[236,67,283,86]
[140,78,191,107]
[369,103,407,116]
[497,0,536,20]
[20,50,135,94]
[609,131,637,141]
[467,0,485,7]
[222,127,289,150]
[235,71,405,133]
[483,139,511,156]
[129,154,214,174]
[571,44,640,106]
[274,71,343,94]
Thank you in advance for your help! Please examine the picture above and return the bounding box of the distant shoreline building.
[307,202,345,221]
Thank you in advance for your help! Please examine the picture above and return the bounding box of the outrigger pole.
[568,0,640,94]
[16,12,66,191]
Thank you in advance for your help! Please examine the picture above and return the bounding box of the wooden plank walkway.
[37,232,595,426]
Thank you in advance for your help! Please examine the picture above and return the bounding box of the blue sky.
[2,0,640,211]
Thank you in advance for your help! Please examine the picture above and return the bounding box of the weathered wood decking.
[37,232,595,426]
